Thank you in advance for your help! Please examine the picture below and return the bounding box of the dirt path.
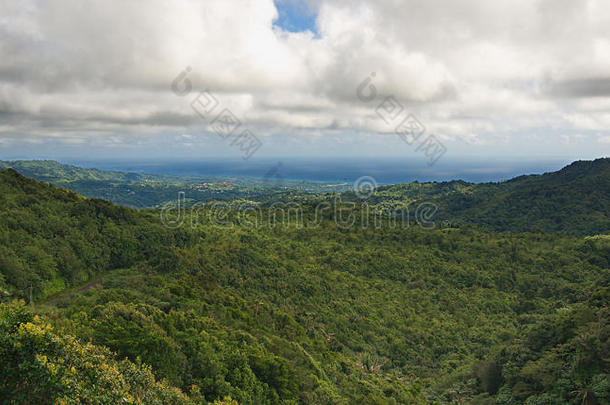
[44,279,103,306]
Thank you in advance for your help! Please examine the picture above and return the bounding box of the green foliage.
[0,165,608,404]
[0,301,192,404]
[0,169,189,301]
[0,160,349,208]
[374,157,610,235]
[473,360,503,395]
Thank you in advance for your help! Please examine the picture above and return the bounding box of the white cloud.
[0,0,609,158]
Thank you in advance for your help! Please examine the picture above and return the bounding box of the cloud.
[0,0,609,158]
[546,77,610,98]
[598,135,610,144]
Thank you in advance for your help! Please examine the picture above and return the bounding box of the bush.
[0,302,192,405]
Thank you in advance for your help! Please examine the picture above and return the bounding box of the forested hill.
[2,158,609,234]
[1,167,609,404]
[373,157,610,235]
[0,159,348,208]
[0,159,189,208]
[0,168,169,298]
[0,159,155,182]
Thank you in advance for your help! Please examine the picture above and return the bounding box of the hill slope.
[0,169,609,404]
[372,157,610,235]
[0,160,349,208]
[3,158,608,234]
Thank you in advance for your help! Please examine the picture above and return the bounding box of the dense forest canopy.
[0,160,609,404]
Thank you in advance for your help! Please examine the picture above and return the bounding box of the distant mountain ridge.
[0,159,155,182]
[371,157,610,235]
[2,157,609,234]
[0,159,348,208]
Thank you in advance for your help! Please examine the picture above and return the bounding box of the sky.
[0,0,609,164]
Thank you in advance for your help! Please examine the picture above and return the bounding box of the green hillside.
[0,167,609,404]
[0,160,349,208]
[3,158,608,234]
[371,158,610,235]
[0,160,152,182]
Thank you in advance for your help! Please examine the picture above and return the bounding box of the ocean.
[68,156,575,184]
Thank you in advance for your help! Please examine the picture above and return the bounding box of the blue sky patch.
[273,0,319,35]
